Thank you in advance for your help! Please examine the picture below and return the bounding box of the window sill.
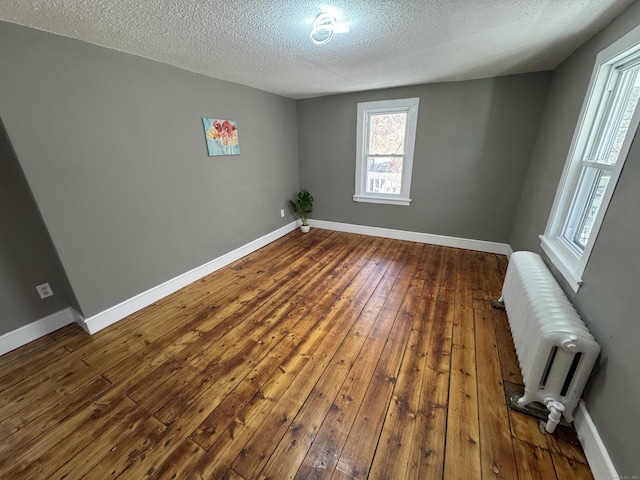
[353,195,411,206]
[539,234,583,293]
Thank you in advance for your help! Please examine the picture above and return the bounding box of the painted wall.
[0,119,76,336]
[0,21,300,319]
[510,2,640,475]
[297,73,552,244]
[2,11,635,474]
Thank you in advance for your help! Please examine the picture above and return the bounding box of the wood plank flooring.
[0,229,594,479]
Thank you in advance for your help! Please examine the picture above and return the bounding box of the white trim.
[308,219,512,256]
[574,400,619,480]
[0,220,510,352]
[541,23,640,292]
[79,221,298,334]
[1,219,509,350]
[540,234,583,292]
[0,307,79,356]
[352,195,411,206]
[354,97,419,205]
[505,244,514,257]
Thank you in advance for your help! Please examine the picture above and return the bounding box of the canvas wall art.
[202,118,241,156]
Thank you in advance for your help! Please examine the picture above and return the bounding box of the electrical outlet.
[280,209,285,218]
[36,282,54,299]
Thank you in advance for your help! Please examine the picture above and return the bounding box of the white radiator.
[499,251,600,433]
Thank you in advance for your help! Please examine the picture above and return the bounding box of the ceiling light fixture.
[310,12,349,46]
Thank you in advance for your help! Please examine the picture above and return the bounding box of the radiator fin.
[501,251,600,427]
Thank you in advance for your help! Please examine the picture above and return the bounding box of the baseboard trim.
[79,221,298,335]
[2,220,512,348]
[308,219,513,256]
[0,307,79,356]
[574,400,619,480]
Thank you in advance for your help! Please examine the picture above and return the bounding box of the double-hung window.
[353,98,419,206]
[541,26,640,292]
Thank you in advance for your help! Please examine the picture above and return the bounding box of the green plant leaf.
[289,189,314,222]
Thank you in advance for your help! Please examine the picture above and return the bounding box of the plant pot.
[300,224,311,233]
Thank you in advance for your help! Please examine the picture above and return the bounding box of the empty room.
[0,1,638,479]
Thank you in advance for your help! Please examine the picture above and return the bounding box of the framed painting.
[202,118,241,156]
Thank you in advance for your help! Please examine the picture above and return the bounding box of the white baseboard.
[574,400,619,480]
[79,219,511,335]
[1,220,512,351]
[79,221,298,335]
[308,219,513,256]
[0,307,79,356]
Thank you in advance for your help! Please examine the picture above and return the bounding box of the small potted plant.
[289,189,314,233]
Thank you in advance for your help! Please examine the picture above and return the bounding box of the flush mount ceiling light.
[310,12,349,46]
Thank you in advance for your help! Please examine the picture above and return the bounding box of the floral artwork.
[202,118,241,156]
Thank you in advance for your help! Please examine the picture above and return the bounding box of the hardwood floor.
[0,229,594,479]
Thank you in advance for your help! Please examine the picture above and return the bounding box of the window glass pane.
[561,66,639,252]
[365,157,403,194]
[593,67,640,165]
[368,113,407,155]
[355,98,418,204]
[576,172,610,248]
[607,71,640,164]
[562,166,611,250]
[540,26,640,292]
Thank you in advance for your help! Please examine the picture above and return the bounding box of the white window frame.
[353,98,419,206]
[540,24,640,292]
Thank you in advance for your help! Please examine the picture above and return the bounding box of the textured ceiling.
[0,0,635,99]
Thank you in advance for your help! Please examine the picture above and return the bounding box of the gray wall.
[0,119,76,335]
[297,73,551,244]
[0,21,300,319]
[510,2,640,475]
[2,9,636,474]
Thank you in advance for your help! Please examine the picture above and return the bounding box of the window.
[541,26,640,292]
[354,98,419,206]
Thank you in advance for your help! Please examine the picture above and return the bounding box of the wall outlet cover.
[36,282,54,299]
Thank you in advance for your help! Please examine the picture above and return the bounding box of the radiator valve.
[543,400,565,433]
